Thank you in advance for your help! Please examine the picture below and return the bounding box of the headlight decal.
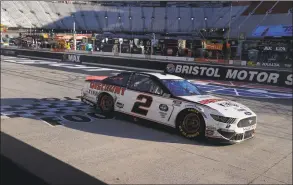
[210,114,236,123]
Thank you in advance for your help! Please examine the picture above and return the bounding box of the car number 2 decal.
[131,94,153,116]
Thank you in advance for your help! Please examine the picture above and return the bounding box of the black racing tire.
[97,93,114,117]
[176,109,206,139]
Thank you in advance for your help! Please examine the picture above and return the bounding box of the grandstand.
[1,1,292,39]
[0,1,245,36]
[1,1,292,65]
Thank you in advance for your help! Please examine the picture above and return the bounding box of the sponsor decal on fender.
[116,102,124,108]
[187,108,199,113]
[90,82,126,95]
[185,105,203,113]
[205,130,214,136]
[88,89,99,96]
[172,100,182,106]
[159,112,167,118]
[206,126,216,131]
[159,104,169,112]
[218,101,239,107]
[199,99,223,105]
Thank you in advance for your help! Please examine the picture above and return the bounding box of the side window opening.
[129,74,164,95]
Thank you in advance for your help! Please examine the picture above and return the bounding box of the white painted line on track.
[56,65,101,69]
[2,60,19,63]
[17,55,61,62]
[42,120,58,127]
[234,89,240,96]
[84,68,123,71]
[206,88,229,92]
[2,58,125,72]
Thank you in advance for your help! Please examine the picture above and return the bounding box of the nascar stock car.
[81,72,257,143]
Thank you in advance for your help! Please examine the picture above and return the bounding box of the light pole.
[73,18,76,50]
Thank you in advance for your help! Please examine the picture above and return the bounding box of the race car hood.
[178,95,255,118]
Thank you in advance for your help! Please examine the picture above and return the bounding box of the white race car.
[81,72,257,143]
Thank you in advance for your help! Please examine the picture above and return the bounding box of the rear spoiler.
[85,76,108,81]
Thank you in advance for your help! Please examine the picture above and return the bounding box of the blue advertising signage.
[252,25,292,37]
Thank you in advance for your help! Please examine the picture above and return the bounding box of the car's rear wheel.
[176,109,205,139]
[97,93,114,117]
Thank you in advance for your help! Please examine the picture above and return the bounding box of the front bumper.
[215,128,256,144]
[205,117,257,144]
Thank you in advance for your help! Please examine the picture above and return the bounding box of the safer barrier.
[1,47,292,87]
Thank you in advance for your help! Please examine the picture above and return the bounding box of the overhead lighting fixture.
[105,16,108,19]
[178,17,181,20]
[204,17,208,20]
[191,17,194,20]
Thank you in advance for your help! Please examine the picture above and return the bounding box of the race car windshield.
[161,79,206,96]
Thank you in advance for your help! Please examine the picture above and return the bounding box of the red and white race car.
[81,72,257,143]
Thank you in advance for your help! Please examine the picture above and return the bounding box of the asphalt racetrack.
[1,55,292,184]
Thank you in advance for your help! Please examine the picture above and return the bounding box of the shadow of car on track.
[1,132,108,185]
[1,98,231,147]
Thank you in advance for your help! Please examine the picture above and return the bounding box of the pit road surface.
[1,56,292,184]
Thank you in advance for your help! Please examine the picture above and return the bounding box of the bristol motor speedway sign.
[165,63,292,87]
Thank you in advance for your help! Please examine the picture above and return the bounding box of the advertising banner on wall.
[164,63,292,87]
[252,25,292,37]
[62,54,82,64]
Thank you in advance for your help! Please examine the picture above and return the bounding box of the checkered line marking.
[1,101,92,118]
[1,102,86,111]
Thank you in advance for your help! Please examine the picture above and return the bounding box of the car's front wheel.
[176,109,205,139]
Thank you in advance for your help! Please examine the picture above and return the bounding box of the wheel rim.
[182,113,201,134]
[100,96,113,111]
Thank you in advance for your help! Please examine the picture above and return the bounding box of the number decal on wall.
[131,94,153,116]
